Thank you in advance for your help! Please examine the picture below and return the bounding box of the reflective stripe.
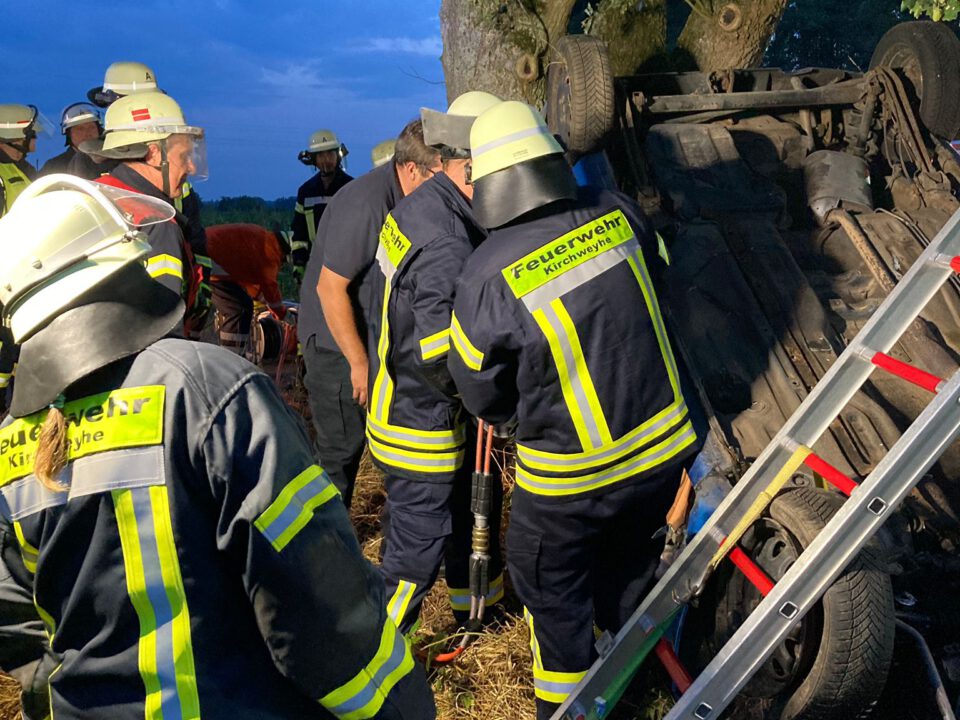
[366,414,464,451]
[146,254,184,280]
[12,521,38,573]
[386,580,417,626]
[503,209,635,302]
[524,608,587,704]
[295,202,305,213]
[289,240,310,253]
[305,207,317,242]
[0,386,166,487]
[472,126,552,159]
[447,573,505,612]
[419,329,450,361]
[532,299,611,451]
[303,196,329,208]
[626,245,681,399]
[520,239,634,311]
[1,446,165,521]
[370,279,395,424]
[378,215,412,276]
[194,254,212,269]
[254,464,338,552]
[0,372,11,388]
[113,486,200,720]
[517,399,688,473]
[218,331,249,343]
[367,435,464,474]
[450,312,484,371]
[319,618,415,720]
[516,421,696,496]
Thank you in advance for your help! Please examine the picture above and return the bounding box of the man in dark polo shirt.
[298,119,440,507]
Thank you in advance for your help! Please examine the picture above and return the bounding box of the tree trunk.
[440,0,577,105]
[677,0,790,71]
[585,0,668,75]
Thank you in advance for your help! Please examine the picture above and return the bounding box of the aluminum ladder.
[553,206,960,720]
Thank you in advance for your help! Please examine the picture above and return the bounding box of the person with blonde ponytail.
[0,175,435,720]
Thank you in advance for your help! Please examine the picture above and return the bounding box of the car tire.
[546,35,615,156]
[870,21,960,139]
[681,487,895,720]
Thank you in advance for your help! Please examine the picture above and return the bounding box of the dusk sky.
[4,1,448,200]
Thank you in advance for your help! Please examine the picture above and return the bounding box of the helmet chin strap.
[160,141,172,198]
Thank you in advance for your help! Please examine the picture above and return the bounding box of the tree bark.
[585,0,668,75]
[677,0,790,71]
[440,0,578,105]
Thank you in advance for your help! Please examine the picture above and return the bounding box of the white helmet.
[420,91,502,158]
[0,104,53,143]
[298,129,348,166]
[0,174,175,342]
[469,101,576,229]
[371,139,396,167]
[60,102,102,135]
[88,61,160,108]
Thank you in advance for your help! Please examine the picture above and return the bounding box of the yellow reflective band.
[254,464,339,552]
[370,280,395,425]
[378,214,412,272]
[180,182,192,200]
[34,595,56,641]
[195,254,212,269]
[113,486,201,720]
[709,445,811,571]
[294,202,305,214]
[447,573,504,611]
[626,247,681,400]
[419,328,451,361]
[319,618,415,720]
[366,414,464,451]
[0,372,11,389]
[386,579,418,626]
[655,231,670,265]
[518,399,688,473]
[532,299,611,451]
[502,209,634,298]
[516,420,696,496]
[13,520,38,573]
[0,386,166,487]
[367,434,464,474]
[306,207,317,242]
[290,240,310,253]
[146,253,184,280]
[450,312,484,371]
[523,607,587,703]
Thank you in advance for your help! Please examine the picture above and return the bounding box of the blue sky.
[3,0,447,199]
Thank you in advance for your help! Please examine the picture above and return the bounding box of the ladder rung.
[654,639,693,693]
[802,452,858,496]
[870,352,943,393]
[728,547,775,596]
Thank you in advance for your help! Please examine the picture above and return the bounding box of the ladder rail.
[665,364,960,719]
[554,209,960,719]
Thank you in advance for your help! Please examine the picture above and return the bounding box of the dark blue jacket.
[448,186,697,498]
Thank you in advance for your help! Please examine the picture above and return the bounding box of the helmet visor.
[27,106,54,138]
[94,183,177,227]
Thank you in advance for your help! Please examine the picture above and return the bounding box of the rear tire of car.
[546,35,615,157]
[870,20,960,140]
[681,487,896,720]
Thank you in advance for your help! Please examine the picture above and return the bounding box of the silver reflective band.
[103,80,158,91]
[471,126,552,159]
[367,415,464,448]
[0,446,165,521]
[303,196,329,208]
[522,238,636,311]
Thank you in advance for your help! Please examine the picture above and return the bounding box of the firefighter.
[39,102,104,178]
[87,61,213,338]
[0,175,435,720]
[291,130,353,282]
[299,119,440,508]
[82,91,205,321]
[0,104,44,216]
[205,223,289,354]
[371,139,396,168]
[367,92,504,634]
[0,103,48,411]
[448,102,699,719]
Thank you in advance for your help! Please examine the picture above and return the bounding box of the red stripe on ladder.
[871,352,943,393]
[655,639,693,693]
[728,547,775,596]
[803,453,858,496]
